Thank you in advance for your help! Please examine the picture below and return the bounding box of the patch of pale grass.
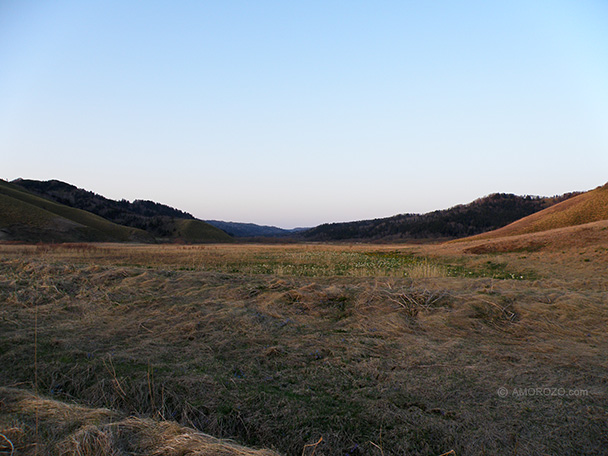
[406,261,448,279]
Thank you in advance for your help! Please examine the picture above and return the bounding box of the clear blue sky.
[2,1,607,228]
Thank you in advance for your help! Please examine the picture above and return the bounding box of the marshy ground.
[1,241,607,455]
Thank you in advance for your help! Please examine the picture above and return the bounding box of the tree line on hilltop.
[302,192,578,241]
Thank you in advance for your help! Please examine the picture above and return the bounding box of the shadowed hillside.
[0,180,152,243]
[10,179,232,243]
[303,192,577,242]
[173,219,235,243]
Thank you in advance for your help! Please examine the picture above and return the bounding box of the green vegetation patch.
[442,258,540,280]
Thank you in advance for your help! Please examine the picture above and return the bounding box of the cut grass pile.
[0,387,279,455]
[1,243,607,455]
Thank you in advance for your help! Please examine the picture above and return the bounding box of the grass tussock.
[0,387,279,456]
[1,243,607,455]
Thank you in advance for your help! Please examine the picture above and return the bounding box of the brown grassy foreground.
[1,240,607,455]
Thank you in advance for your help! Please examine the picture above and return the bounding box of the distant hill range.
[464,183,608,241]
[302,192,580,242]
[205,220,307,238]
[3,179,232,243]
[4,177,603,244]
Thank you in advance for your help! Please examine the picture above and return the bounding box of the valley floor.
[1,241,607,455]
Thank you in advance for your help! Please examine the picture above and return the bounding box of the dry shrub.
[382,286,451,318]
[57,418,281,456]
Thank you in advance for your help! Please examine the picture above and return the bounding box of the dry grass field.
[1,234,607,455]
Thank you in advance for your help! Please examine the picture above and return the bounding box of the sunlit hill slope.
[466,183,608,241]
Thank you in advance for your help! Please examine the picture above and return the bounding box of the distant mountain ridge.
[302,192,579,242]
[4,178,593,244]
[205,220,308,238]
[7,179,232,243]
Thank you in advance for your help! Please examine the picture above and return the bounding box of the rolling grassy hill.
[0,180,153,243]
[9,179,232,243]
[172,218,234,243]
[466,183,608,241]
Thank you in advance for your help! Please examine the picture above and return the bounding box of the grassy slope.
[174,219,234,243]
[10,179,233,243]
[468,183,608,240]
[0,192,60,229]
[446,219,608,255]
[0,192,113,243]
[0,180,152,242]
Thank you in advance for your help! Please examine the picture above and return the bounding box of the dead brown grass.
[0,387,279,455]
[434,219,608,282]
[1,242,607,455]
